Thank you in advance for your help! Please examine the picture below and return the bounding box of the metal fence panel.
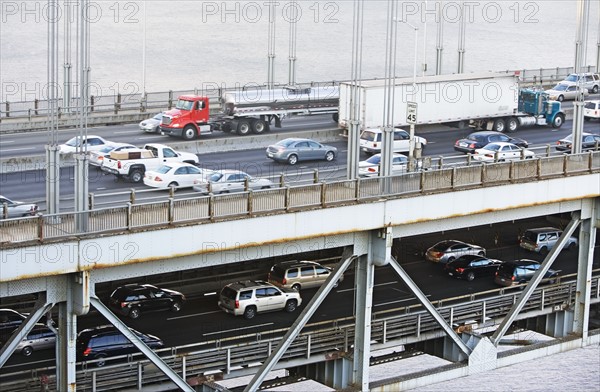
[251,188,287,213]
[212,193,249,218]
[453,165,482,188]
[288,184,322,208]
[173,197,210,222]
[131,202,169,228]
[324,180,357,204]
[539,156,564,178]
[422,169,453,191]
[483,163,511,183]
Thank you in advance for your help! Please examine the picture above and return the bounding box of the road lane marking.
[203,322,274,336]
[137,136,167,140]
[0,140,15,143]
[113,130,141,134]
[167,310,221,320]
[1,147,36,152]
[336,281,398,293]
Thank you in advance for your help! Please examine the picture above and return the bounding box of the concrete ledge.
[0,128,342,174]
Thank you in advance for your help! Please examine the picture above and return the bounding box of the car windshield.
[365,155,382,164]
[98,146,114,153]
[522,231,539,242]
[65,137,82,147]
[175,99,194,110]
[275,139,297,147]
[564,74,578,82]
[208,172,223,182]
[431,241,452,251]
[153,113,163,120]
[484,144,501,151]
[553,84,568,91]
[156,165,173,174]
[468,134,486,142]
[584,101,597,110]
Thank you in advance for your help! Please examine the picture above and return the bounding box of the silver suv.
[425,240,486,264]
[563,73,600,94]
[268,261,343,291]
[519,227,578,255]
[218,280,302,319]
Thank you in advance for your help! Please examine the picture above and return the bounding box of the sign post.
[407,102,418,170]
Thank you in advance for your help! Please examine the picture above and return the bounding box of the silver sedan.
[266,138,337,165]
[193,170,273,194]
[0,196,39,219]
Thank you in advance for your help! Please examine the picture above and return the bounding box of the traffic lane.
[0,114,339,158]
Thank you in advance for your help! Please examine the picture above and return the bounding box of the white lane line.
[113,130,141,134]
[2,359,53,368]
[0,140,15,143]
[137,136,167,140]
[0,147,36,152]
[203,322,274,336]
[167,310,221,320]
[336,281,399,293]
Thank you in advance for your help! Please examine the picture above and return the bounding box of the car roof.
[226,280,273,290]
[524,227,560,233]
[505,259,540,267]
[273,260,320,269]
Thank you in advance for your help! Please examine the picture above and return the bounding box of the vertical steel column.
[457,1,466,73]
[435,1,444,75]
[63,0,73,109]
[573,199,598,338]
[266,0,276,89]
[596,4,600,73]
[287,0,297,86]
[56,299,77,391]
[572,0,590,154]
[352,253,374,391]
[46,0,60,215]
[75,0,90,231]
[380,0,398,183]
[346,0,364,180]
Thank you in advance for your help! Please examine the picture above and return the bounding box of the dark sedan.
[266,138,337,165]
[555,132,600,152]
[454,131,528,154]
[443,255,504,281]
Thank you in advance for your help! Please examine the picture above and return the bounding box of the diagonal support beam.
[0,296,54,367]
[244,247,356,392]
[388,256,471,356]
[491,213,581,345]
[90,297,194,392]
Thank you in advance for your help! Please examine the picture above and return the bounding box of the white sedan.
[59,135,115,154]
[143,162,212,190]
[358,153,413,177]
[192,170,274,194]
[472,142,535,162]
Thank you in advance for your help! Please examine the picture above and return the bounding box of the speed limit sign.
[406,102,417,124]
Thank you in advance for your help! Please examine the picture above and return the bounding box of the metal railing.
[1,150,599,245]
[1,272,597,392]
[1,66,596,120]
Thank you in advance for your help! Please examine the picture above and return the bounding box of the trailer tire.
[506,117,519,133]
[251,119,268,134]
[492,119,505,132]
[237,120,251,135]
[552,114,565,128]
[182,125,197,140]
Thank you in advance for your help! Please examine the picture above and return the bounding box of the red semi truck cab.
[160,95,210,139]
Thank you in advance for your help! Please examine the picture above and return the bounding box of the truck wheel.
[552,114,565,128]
[183,125,197,140]
[493,119,505,132]
[129,169,144,183]
[237,120,251,135]
[506,117,518,133]
[251,119,268,134]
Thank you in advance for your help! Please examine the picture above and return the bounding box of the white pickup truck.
[101,143,199,183]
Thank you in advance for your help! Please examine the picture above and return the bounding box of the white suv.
[563,73,599,94]
[359,128,427,155]
[218,280,302,319]
[584,100,600,121]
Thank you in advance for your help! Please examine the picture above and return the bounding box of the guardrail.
[1,65,596,120]
[1,272,598,392]
[1,150,599,245]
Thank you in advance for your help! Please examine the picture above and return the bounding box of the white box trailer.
[338,72,520,132]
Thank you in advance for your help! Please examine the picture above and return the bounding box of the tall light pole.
[572,0,590,155]
[435,1,444,75]
[397,20,419,166]
[457,1,466,73]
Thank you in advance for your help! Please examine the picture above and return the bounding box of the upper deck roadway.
[0,148,599,391]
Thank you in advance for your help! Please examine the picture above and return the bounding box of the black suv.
[108,284,185,319]
[77,325,163,367]
[494,259,559,288]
